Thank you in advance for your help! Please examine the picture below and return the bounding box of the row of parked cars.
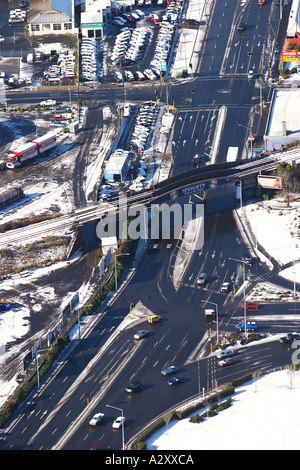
[80,37,98,82]
[112,27,150,67]
[43,49,75,83]
[130,102,157,150]
[111,8,145,27]
[8,7,27,25]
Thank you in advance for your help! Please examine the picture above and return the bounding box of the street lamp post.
[238,123,253,157]
[106,404,125,450]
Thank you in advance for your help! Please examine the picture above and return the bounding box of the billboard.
[281,50,298,62]
[257,175,282,189]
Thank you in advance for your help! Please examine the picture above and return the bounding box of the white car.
[89,413,104,426]
[196,273,207,285]
[40,99,56,106]
[216,349,235,360]
[112,416,125,429]
[144,69,156,80]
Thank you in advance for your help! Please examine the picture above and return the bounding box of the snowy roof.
[287,0,300,36]
[266,89,300,138]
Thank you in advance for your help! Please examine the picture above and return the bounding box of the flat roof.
[266,89,300,138]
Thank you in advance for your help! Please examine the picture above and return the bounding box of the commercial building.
[264,89,300,151]
[28,0,77,36]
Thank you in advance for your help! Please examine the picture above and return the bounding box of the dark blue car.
[167,375,184,386]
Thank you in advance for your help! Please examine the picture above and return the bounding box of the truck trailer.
[6,134,56,169]
[32,133,56,154]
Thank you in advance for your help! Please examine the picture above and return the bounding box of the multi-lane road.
[0,0,296,452]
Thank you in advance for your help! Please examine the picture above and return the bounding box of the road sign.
[281,50,298,62]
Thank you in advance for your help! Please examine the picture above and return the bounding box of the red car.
[53,115,66,121]
[258,0,265,5]
[243,302,260,309]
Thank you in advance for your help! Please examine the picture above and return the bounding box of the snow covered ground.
[147,368,300,450]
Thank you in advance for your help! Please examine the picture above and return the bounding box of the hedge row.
[0,335,70,428]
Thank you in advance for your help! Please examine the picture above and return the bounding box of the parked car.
[184,18,200,25]
[134,71,145,81]
[167,375,185,386]
[238,22,245,32]
[114,71,123,83]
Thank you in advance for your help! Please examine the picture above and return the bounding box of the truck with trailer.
[6,142,38,169]
[5,133,56,169]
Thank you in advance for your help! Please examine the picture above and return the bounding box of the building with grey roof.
[28,0,77,36]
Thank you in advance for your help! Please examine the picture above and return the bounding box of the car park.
[161,365,179,376]
[112,416,125,429]
[216,349,234,359]
[89,413,105,425]
[126,380,143,393]
[167,375,185,386]
[133,329,149,340]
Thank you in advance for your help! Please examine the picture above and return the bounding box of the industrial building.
[264,89,300,151]
[104,154,129,182]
